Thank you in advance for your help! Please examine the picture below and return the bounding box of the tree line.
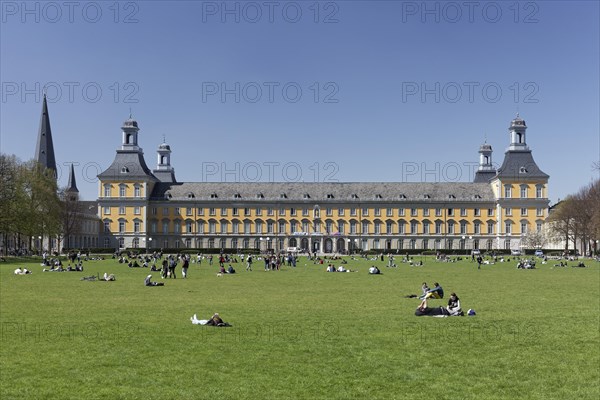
[0,154,83,255]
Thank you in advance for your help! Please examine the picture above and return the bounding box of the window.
[435,221,442,234]
[447,208,454,217]
[326,220,333,233]
[410,208,417,217]
[520,185,528,198]
[474,221,481,234]
[474,208,480,217]
[326,208,333,216]
[487,222,494,234]
[175,207,180,215]
[398,222,405,234]
[103,184,111,197]
[521,208,527,216]
[313,221,321,233]
[163,222,169,234]
[231,208,238,216]
[338,221,345,234]
[399,208,405,217]
[119,206,125,215]
[103,206,110,215]
[386,221,393,234]
[362,221,369,234]
[435,208,442,217]
[290,208,297,216]
[134,221,140,233]
[267,221,274,233]
[423,208,430,217]
[505,222,512,234]
[374,221,381,234]
[290,221,297,233]
[186,207,193,216]
[152,207,157,216]
[163,208,170,216]
[279,208,285,216]
[209,208,216,216]
[460,208,467,217]
[488,208,494,217]
[256,208,263,216]
[537,208,544,217]
[244,208,250,216]
[255,221,263,234]
[119,221,125,233]
[362,208,369,216]
[134,207,140,215]
[151,221,157,233]
[302,208,309,217]
[350,221,357,234]
[197,221,204,234]
[302,221,310,233]
[220,222,227,234]
[134,185,141,197]
[267,208,274,216]
[423,222,429,234]
[104,221,110,233]
[313,207,320,218]
[338,208,345,216]
[536,222,542,232]
[411,221,418,234]
[505,207,512,216]
[174,221,181,233]
[209,221,216,234]
[504,185,512,198]
[186,221,193,233]
[447,222,454,234]
[103,237,110,248]
[536,186,543,198]
[350,208,357,216]
[244,221,251,234]
[279,221,286,234]
[460,221,467,234]
[221,208,227,216]
[374,208,381,217]
[119,185,126,197]
[521,223,527,234]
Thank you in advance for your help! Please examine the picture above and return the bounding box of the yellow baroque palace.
[97,115,549,253]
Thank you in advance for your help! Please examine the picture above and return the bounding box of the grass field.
[1,254,599,400]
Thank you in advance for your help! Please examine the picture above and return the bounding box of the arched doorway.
[336,238,345,253]
[324,238,333,253]
[300,238,309,252]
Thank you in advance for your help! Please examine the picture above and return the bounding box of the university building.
[97,114,549,253]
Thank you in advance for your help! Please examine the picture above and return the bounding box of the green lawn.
[1,255,598,400]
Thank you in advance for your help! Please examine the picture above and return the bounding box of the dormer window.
[121,166,129,173]
[256,193,264,199]
[326,194,334,199]
[424,194,430,199]
[351,194,359,199]
[303,193,311,199]
[375,194,383,199]
[474,194,481,199]
[519,167,528,174]
[187,192,195,199]
[164,192,172,200]
[280,193,287,199]
[449,195,456,199]
[234,193,242,199]
[210,193,218,199]
[399,194,406,199]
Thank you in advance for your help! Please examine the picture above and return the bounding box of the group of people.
[14,267,32,275]
[325,264,356,273]
[413,282,467,317]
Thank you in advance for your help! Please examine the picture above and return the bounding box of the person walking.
[246,255,253,271]
[182,256,189,278]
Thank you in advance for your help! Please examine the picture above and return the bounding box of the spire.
[66,163,79,193]
[35,94,57,173]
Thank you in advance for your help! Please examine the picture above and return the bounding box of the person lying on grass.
[368,266,381,274]
[415,296,464,317]
[191,313,231,327]
[145,274,164,286]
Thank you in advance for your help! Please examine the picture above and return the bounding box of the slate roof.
[35,94,56,172]
[149,182,495,202]
[495,150,549,180]
[98,150,158,181]
[473,170,497,183]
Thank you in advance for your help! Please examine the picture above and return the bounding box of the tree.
[521,230,547,250]
[57,188,84,251]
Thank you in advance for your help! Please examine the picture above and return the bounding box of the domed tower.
[152,139,177,183]
[473,141,496,182]
[121,116,140,151]
[508,113,529,151]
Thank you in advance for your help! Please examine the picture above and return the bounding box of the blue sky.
[1,0,598,202]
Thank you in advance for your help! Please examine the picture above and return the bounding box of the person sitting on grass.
[227,265,236,274]
[368,266,381,274]
[144,274,164,286]
[326,264,336,272]
[102,273,116,281]
[446,292,463,316]
[418,282,443,308]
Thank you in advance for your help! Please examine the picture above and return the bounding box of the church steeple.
[66,163,79,194]
[35,94,57,173]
